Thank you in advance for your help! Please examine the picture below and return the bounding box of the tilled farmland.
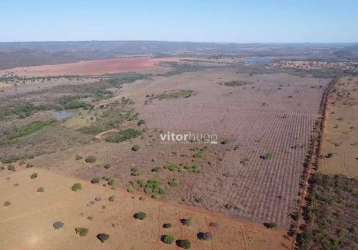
[135,69,330,227]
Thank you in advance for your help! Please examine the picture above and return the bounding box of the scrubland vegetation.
[297,174,358,249]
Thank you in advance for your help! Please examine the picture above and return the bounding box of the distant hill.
[0,41,356,69]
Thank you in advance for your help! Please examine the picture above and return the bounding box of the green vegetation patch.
[106,74,150,87]
[176,239,191,249]
[76,97,140,135]
[164,163,182,172]
[59,96,92,110]
[127,179,166,198]
[161,234,175,244]
[133,211,147,220]
[155,89,194,101]
[184,164,201,173]
[85,155,97,163]
[75,227,89,237]
[8,120,54,140]
[0,103,52,120]
[297,174,358,250]
[168,178,179,187]
[71,183,82,192]
[220,80,253,87]
[105,128,142,143]
[144,180,165,198]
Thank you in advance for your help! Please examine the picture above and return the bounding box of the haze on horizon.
[0,0,357,43]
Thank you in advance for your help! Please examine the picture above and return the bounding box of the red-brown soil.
[0,57,176,77]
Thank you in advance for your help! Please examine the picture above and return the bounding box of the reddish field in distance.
[0,57,176,77]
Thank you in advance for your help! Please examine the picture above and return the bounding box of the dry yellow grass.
[0,168,291,250]
[320,76,358,177]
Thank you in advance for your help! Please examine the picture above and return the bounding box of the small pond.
[52,110,75,121]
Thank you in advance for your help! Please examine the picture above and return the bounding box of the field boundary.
[293,76,338,248]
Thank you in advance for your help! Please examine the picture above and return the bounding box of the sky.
[0,0,357,43]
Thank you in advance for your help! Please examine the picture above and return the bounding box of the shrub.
[75,227,89,237]
[53,221,64,230]
[7,165,16,171]
[96,233,109,243]
[85,156,97,163]
[133,212,146,220]
[163,223,172,229]
[130,168,140,176]
[168,178,179,187]
[180,218,192,226]
[108,195,115,202]
[103,164,111,169]
[197,232,212,240]
[260,153,273,160]
[37,187,45,192]
[91,177,100,184]
[164,163,181,172]
[131,145,140,151]
[161,234,175,244]
[137,119,145,126]
[184,164,201,173]
[263,222,277,229]
[144,180,165,197]
[30,173,38,179]
[151,167,161,172]
[3,201,11,207]
[71,183,82,192]
[75,154,83,160]
[176,239,191,249]
[107,179,115,187]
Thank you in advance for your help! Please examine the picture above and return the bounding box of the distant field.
[0,57,177,77]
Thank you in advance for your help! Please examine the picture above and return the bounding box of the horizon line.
[0,40,357,45]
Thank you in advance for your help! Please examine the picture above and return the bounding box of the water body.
[52,110,74,121]
[244,57,274,65]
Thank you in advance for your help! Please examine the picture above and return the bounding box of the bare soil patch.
[0,57,177,77]
[0,168,290,250]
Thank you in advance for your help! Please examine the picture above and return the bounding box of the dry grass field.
[0,55,338,249]
[9,65,330,229]
[320,76,358,177]
[0,168,290,250]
